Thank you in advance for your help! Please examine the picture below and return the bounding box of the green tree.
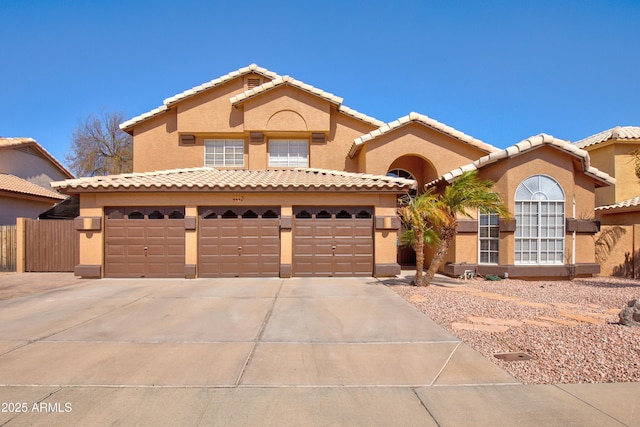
[423,170,509,286]
[66,110,133,176]
[398,191,443,286]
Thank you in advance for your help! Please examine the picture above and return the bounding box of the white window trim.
[268,139,309,168]
[515,175,565,265]
[204,139,244,167]
[478,211,500,265]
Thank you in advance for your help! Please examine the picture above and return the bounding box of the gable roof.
[230,75,384,128]
[426,133,616,188]
[52,167,416,194]
[348,112,498,158]
[230,75,344,106]
[120,64,280,132]
[595,195,640,213]
[574,126,640,149]
[0,138,74,179]
[0,173,66,200]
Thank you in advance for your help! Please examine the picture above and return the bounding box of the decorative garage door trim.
[293,206,374,277]
[104,207,186,278]
[198,206,280,277]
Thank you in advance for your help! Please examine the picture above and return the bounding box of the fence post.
[16,218,26,273]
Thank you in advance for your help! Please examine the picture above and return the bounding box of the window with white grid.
[479,212,500,264]
[515,175,565,265]
[268,140,309,167]
[204,139,244,167]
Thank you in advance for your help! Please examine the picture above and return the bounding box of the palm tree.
[398,191,442,286]
[423,170,509,285]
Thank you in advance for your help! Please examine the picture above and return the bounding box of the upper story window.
[515,175,565,265]
[204,139,244,167]
[268,140,309,167]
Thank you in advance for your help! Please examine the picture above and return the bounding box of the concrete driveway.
[0,275,634,426]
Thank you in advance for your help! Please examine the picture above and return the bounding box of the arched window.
[387,168,417,197]
[515,175,565,264]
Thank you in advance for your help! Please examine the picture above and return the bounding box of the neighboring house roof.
[426,133,616,188]
[120,64,280,131]
[574,126,640,149]
[52,167,416,194]
[348,112,498,158]
[0,173,66,200]
[0,137,75,179]
[595,195,640,213]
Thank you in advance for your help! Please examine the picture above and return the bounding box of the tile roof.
[230,75,384,127]
[426,133,616,188]
[120,64,280,131]
[595,195,640,213]
[574,126,640,149]
[0,138,75,179]
[0,173,66,200]
[52,167,416,194]
[230,75,344,106]
[348,112,497,158]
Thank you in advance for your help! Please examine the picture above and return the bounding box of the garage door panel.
[293,207,373,277]
[105,208,186,278]
[198,207,280,277]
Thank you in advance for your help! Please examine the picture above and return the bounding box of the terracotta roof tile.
[574,126,640,149]
[0,173,66,200]
[426,134,616,188]
[52,167,416,194]
[0,137,74,179]
[596,195,640,212]
[349,112,497,157]
[120,64,280,131]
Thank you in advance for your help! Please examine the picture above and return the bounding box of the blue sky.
[2,0,639,170]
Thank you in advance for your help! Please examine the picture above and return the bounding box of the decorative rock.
[619,299,640,327]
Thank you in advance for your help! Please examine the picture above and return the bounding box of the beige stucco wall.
[444,146,603,268]
[0,196,57,225]
[359,124,489,180]
[240,86,330,132]
[0,148,70,191]
[131,75,378,174]
[585,140,640,207]
[595,224,639,277]
[613,143,640,202]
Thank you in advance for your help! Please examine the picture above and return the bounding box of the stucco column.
[280,205,292,277]
[374,202,401,277]
[185,206,198,278]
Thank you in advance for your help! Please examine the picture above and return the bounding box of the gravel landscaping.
[389,275,640,384]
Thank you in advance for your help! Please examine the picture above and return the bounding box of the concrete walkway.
[0,274,637,426]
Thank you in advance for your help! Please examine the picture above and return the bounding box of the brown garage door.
[198,207,280,277]
[293,207,373,277]
[105,207,186,278]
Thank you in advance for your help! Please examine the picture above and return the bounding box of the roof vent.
[247,77,261,89]
[311,132,326,144]
[180,134,196,145]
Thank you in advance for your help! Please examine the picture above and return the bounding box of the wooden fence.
[0,225,17,272]
[24,220,78,272]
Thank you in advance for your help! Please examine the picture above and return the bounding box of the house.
[574,127,640,277]
[52,64,614,279]
[0,138,74,225]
